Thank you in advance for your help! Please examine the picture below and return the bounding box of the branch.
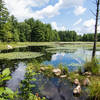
[91,0,97,5]
[90,9,96,16]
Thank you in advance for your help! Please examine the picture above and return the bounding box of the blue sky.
[4,0,100,35]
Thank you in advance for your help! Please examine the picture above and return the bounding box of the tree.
[92,0,100,58]
[0,0,9,41]
[2,22,13,42]
[18,22,31,42]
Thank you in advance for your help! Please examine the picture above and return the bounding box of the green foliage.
[20,66,46,100]
[0,68,16,100]
[2,22,13,42]
[1,0,100,42]
[0,68,46,100]
[78,67,82,75]
[41,65,54,77]
[0,68,11,85]
[20,66,37,99]
[0,52,43,60]
[58,30,78,41]
[84,58,100,75]
[68,72,85,83]
[82,34,94,41]
[88,81,100,100]
[58,64,68,74]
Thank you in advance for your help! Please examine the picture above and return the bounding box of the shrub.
[0,68,17,100]
[84,58,100,75]
[20,66,46,100]
[58,64,68,74]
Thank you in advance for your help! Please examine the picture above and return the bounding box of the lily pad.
[0,52,43,60]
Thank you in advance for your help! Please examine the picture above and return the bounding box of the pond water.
[0,45,100,100]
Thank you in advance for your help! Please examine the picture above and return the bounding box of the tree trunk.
[92,0,100,59]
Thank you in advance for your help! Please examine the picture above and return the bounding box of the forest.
[0,0,100,42]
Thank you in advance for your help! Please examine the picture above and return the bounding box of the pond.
[0,44,100,100]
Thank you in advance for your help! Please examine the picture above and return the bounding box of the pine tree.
[0,0,9,41]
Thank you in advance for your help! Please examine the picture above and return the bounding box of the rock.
[52,68,61,76]
[35,93,39,97]
[83,72,92,76]
[83,78,90,86]
[7,45,12,49]
[60,75,67,78]
[40,67,46,71]
[74,79,80,85]
[73,85,81,95]
[40,67,49,71]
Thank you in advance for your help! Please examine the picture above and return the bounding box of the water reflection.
[34,75,88,100]
[1,46,48,53]
[43,49,100,71]
[7,62,26,91]
[0,46,100,100]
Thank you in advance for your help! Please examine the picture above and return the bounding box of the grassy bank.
[0,42,100,51]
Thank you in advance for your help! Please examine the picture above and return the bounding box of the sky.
[4,0,100,35]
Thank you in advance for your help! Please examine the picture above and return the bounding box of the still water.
[0,45,100,100]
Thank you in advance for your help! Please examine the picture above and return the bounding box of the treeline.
[0,0,60,42]
[81,33,100,41]
[0,0,100,42]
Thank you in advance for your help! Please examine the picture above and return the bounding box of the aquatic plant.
[20,65,46,100]
[0,52,43,60]
[84,58,100,75]
[68,72,85,83]
[88,81,100,100]
[0,68,46,100]
[58,64,68,74]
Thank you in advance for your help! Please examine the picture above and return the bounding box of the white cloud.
[51,22,66,31]
[82,19,95,33]
[70,18,100,35]
[73,18,82,26]
[74,6,86,15]
[75,18,100,34]
[83,19,95,27]
[4,0,85,20]
[33,5,60,19]
[52,53,65,61]
[4,0,50,20]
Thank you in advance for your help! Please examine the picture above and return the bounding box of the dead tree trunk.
[92,0,100,59]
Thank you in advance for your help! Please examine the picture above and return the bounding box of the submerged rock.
[40,67,49,71]
[52,68,61,76]
[74,79,80,85]
[83,72,92,76]
[60,75,67,78]
[83,78,90,86]
[40,67,46,71]
[73,85,81,95]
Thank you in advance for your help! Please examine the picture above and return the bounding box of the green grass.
[84,58,100,75]
[0,42,54,50]
[0,52,43,60]
[88,79,100,100]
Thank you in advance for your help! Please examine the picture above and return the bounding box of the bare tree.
[92,0,100,59]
